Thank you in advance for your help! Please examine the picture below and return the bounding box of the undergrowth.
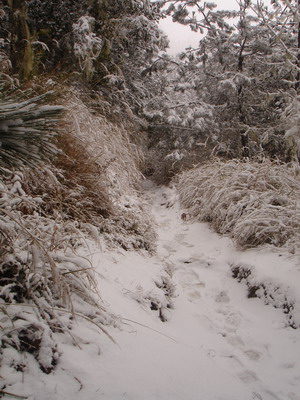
[176,159,300,251]
[0,87,156,380]
[0,170,117,375]
[20,88,157,252]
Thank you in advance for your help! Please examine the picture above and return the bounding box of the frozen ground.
[2,183,300,400]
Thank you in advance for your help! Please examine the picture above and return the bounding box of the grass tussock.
[176,159,300,250]
[59,90,156,251]
[64,90,143,191]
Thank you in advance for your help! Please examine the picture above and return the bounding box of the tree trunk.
[9,0,33,80]
[296,0,300,91]
[238,33,248,157]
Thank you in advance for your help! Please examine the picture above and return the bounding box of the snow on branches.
[73,16,103,81]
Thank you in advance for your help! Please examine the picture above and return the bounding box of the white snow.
[1,183,300,400]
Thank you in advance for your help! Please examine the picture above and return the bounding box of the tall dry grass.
[176,159,300,251]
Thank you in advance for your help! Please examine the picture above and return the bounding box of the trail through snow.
[127,182,300,400]
[3,183,300,400]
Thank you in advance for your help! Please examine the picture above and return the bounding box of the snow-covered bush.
[281,96,300,162]
[119,14,168,56]
[230,262,300,328]
[73,16,103,81]
[176,159,300,250]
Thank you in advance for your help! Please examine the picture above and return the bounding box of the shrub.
[176,159,300,250]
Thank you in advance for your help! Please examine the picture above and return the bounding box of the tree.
[252,0,300,161]
[145,0,300,166]
[1,0,166,86]
[1,0,34,80]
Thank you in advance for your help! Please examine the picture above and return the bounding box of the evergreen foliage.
[1,0,167,84]
[142,0,300,179]
[0,93,64,170]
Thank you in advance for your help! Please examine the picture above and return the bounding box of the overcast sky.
[159,0,268,54]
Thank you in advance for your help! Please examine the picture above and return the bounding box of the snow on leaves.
[73,16,103,81]
[0,93,64,170]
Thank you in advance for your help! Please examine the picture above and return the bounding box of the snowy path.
[137,184,300,400]
[90,183,300,400]
[5,184,300,400]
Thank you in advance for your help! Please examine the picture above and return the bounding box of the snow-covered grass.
[176,159,300,251]
[59,90,156,251]
[0,170,116,375]
[20,89,156,252]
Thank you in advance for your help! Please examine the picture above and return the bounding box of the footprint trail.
[146,183,300,400]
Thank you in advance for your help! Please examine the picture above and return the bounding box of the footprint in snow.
[180,241,195,248]
[178,256,213,268]
[215,290,230,304]
[160,219,172,227]
[175,233,187,242]
[179,268,200,280]
[226,333,245,350]
[186,289,202,302]
[176,268,205,302]
[225,311,242,328]
[244,350,261,361]
[162,243,177,254]
[238,369,259,383]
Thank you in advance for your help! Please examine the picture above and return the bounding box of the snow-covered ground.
[2,183,300,400]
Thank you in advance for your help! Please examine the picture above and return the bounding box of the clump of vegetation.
[0,171,116,373]
[0,92,64,170]
[230,262,299,328]
[0,85,156,378]
[176,159,300,251]
[58,89,157,251]
[0,92,117,375]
